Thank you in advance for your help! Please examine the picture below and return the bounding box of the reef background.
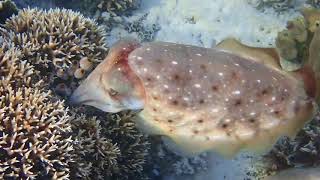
[1,0,320,180]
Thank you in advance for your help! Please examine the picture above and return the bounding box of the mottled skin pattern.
[71,40,317,157]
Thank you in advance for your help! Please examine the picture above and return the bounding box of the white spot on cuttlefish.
[194,84,201,88]
[232,90,241,95]
[172,61,178,65]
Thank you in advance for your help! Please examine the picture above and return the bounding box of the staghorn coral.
[70,108,150,180]
[0,0,18,24]
[0,8,108,97]
[70,112,120,179]
[0,42,73,179]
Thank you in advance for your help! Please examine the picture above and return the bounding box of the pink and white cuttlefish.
[70,38,318,157]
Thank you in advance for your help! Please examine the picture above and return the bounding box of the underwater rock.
[70,38,318,157]
[0,8,108,97]
[70,108,150,180]
[0,42,73,179]
[0,0,18,24]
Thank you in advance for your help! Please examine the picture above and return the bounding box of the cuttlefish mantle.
[70,39,318,157]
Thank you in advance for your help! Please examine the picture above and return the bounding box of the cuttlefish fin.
[216,38,281,69]
[305,27,320,102]
[134,111,240,157]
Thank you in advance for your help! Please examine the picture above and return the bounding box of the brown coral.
[0,8,108,97]
[0,42,73,179]
[70,109,150,180]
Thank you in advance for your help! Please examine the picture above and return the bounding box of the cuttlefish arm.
[70,39,146,112]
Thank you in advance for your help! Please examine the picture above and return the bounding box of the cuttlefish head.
[69,39,146,113]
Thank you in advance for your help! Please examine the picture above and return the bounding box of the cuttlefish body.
[70,38,318,157]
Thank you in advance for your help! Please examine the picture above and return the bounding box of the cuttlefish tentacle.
[70,39,318,157]
[70,39,146,112]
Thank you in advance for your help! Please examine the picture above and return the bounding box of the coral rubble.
[0,0,18,24]
[0,42,73,179]
[0,8,108,97]
[70,109,150,180]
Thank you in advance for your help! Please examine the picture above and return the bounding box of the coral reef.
[307,0,320,8]
[144,137,208,179]
[267,113,320,168]
[71,0,140,16]
[124,14,160,42]
[267,7,320,169]
[0,42,73,179]
[248,0,295,13]
[0,0,18,24]
[70,108,150,180]
[96,0,141,16]
[0,8,108,97]
[0,7,153,179]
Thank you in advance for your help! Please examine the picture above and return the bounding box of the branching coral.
[70,109,150,180]
[0,42,73,179]
[0,8,108,97]
[0,0,18,24]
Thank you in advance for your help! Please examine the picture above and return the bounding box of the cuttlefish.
[70,38,318,157]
